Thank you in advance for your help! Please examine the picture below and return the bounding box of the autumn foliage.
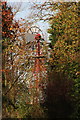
[46,2,80,118]
[2,1,80,119]
[2,2,13,38]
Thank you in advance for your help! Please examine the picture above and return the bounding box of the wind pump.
[26,26,47,104]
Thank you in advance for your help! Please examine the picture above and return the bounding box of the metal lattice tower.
[26,26,47,104]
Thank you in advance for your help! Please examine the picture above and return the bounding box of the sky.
[6,1,50,41]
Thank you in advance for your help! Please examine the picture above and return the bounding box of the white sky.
[6,1,50,40]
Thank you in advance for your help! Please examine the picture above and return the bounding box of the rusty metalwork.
[26,26,47,104]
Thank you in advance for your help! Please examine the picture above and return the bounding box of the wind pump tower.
[26,26,47,104]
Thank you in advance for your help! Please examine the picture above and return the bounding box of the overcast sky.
[6,1,50,40]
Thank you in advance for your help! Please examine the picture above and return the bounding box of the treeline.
[2,1,80,119]
[44,2,80,119]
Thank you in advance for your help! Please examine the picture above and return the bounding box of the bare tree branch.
[4,74,23,95]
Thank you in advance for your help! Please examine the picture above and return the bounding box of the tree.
[47,2,80,119]
[2,2,31,118]
[2,2,19,117]
[48,2,79,45]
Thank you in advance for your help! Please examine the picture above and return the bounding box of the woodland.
[1,1,80,119]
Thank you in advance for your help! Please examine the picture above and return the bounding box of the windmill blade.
[27,26,44,39]
[25,33,35,42]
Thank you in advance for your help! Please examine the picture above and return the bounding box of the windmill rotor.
[27,26,44,39]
